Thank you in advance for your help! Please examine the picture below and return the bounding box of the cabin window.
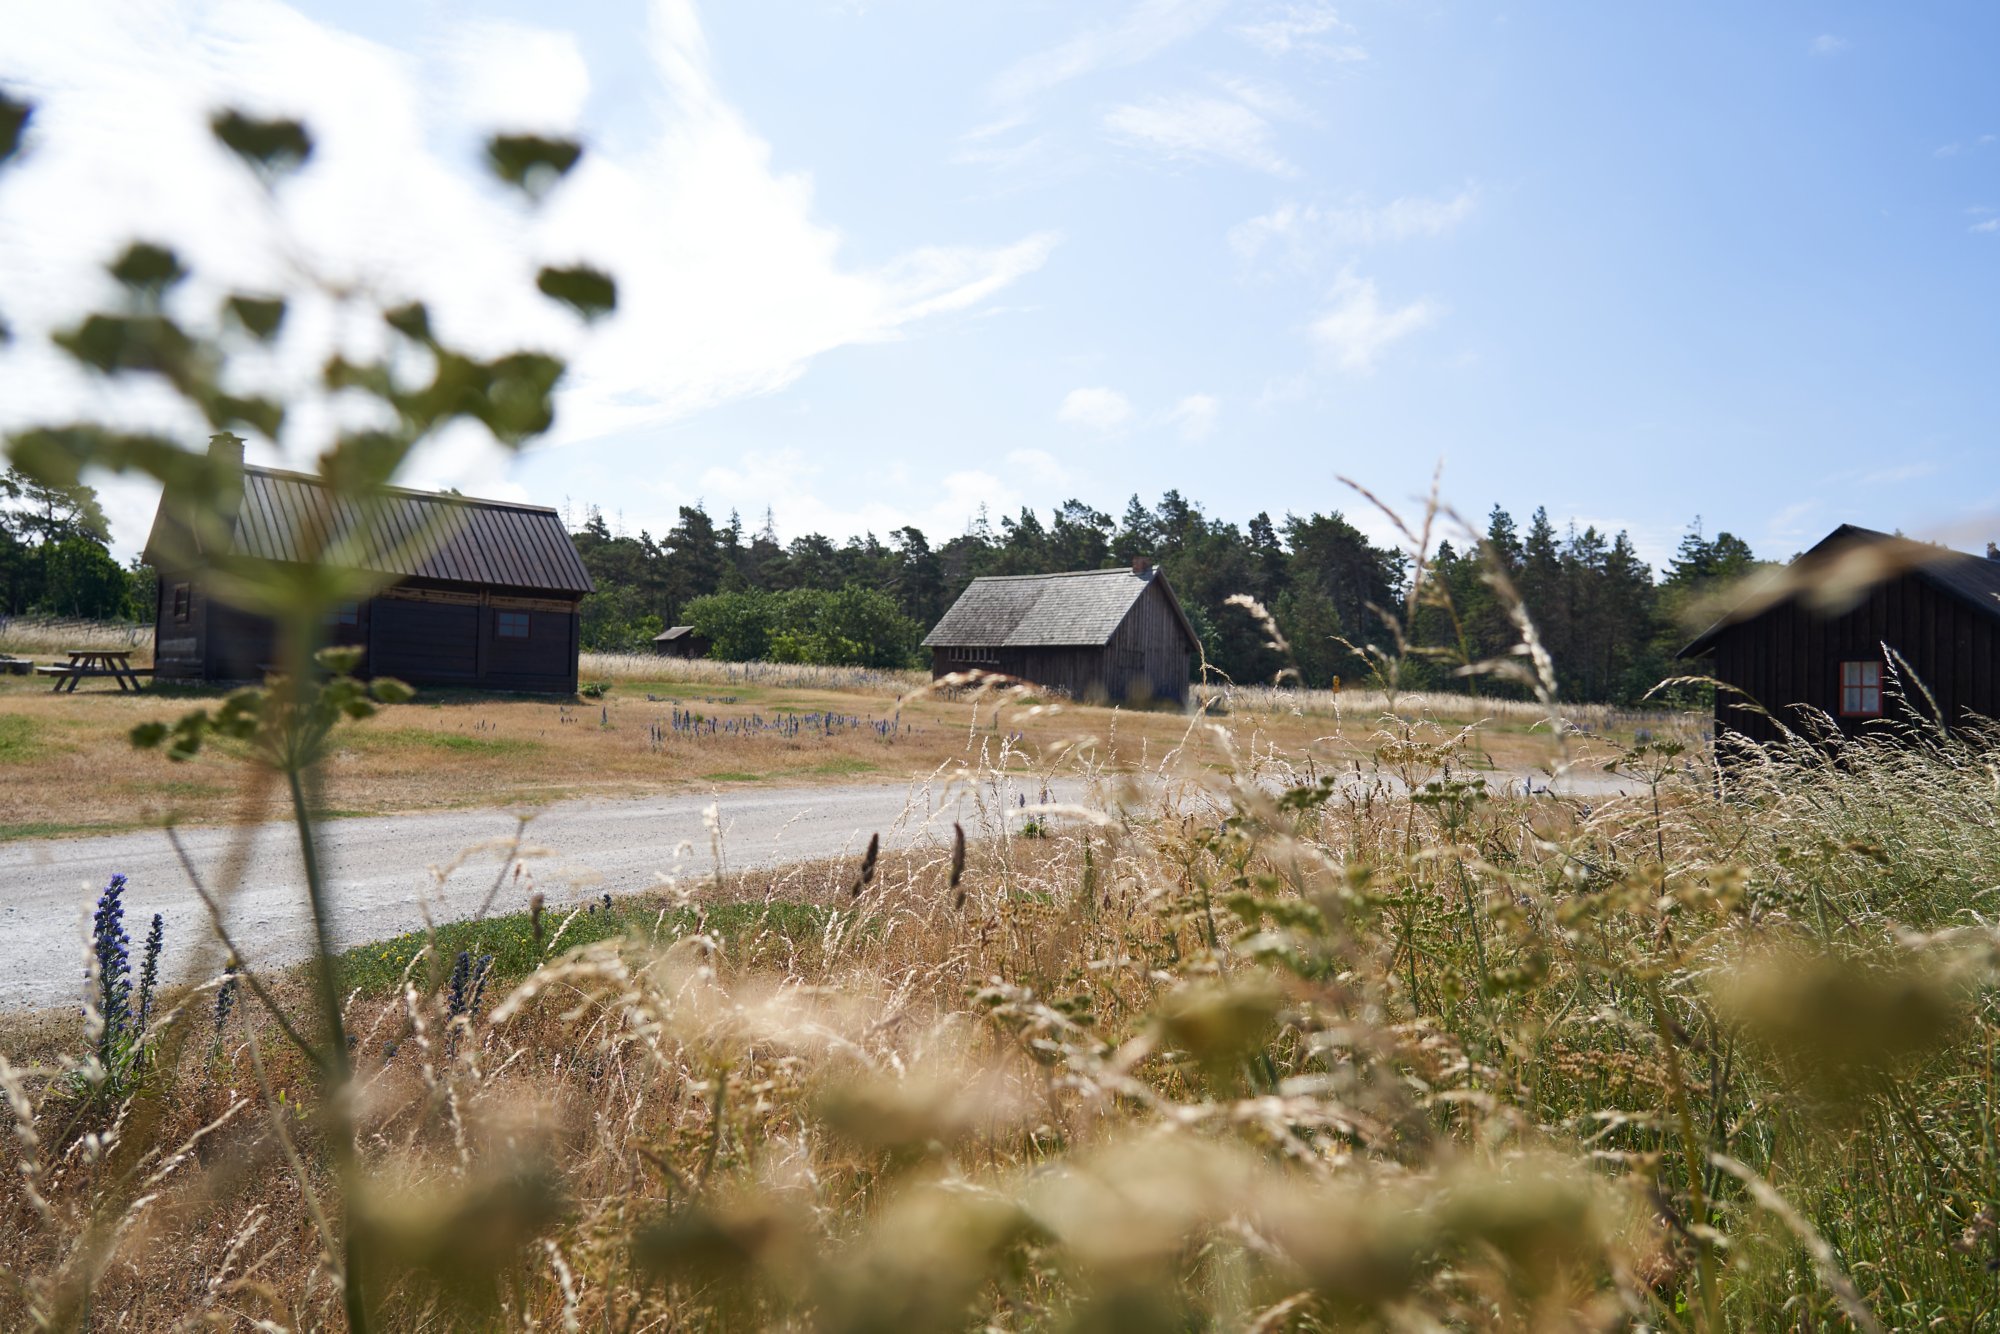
[325,600,359,628]
[170,583,191,622]
[1838,659,1882,717]
[954,645,997,666]
[496,610,531,639]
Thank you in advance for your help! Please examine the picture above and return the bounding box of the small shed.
[922,559,1200,704]
[1679,524,2000,746]
[652,625,711,659]
[146,435,593,694]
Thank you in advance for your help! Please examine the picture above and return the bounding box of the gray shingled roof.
[1681,524,2000,656]
[923,568,1197,649]
[146,466,594,596]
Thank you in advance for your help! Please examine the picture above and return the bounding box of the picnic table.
[37,649,151,693]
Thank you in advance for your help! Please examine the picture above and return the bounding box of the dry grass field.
[0,640,1665,841]
[3,699,1995,1330]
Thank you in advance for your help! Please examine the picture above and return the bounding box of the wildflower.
[468,954,495,1016]
[214,961,238,1035]
[91,874,133,1061]
[448,950,472,1019]
[136,913,164,1035]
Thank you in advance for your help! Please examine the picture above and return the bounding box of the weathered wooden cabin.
[1679,524,2000,746]
[652,625,711,659]
[922,559,1200,704]
[146,437,593,694]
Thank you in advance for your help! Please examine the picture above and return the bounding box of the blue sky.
[4,1,1997,567]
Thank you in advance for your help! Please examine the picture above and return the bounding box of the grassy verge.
[333,896,840,996]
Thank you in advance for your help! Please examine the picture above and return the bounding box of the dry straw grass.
[0,616,152,658]
[2,665,1994,1328]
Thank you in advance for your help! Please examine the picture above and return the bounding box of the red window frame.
[1838,658,1882,718]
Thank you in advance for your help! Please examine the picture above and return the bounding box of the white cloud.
[990,0,1227,104]
[441,20,592,131]
[1235,2,1367,60]
[1058,386,1136,432]
[1104,93,1295,175]
[1166,393,1219,440]
[1809,33,1848,56]
[1231,187,1478,261]
[1005,447,1070,485]
[0,0,1057,556]
[1307,272,1438,372]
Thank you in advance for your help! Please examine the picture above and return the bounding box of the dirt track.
[0,765,1636,1011]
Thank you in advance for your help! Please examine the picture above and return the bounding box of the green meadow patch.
[0,714,47,762]
[349,727,547,757]
[334,896,839,996]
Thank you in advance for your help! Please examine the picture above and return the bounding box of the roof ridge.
[243,464,561,517]
[968,567,1142,582]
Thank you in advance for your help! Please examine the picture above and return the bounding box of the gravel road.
[0,765,1636,1012]
[0,772,1060,1012]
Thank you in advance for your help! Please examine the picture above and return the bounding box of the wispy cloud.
[1809,33,1848,56]
[1058,386,1137,432]
[1231,187,1478,262]
[0,0,1060,553]
[990,0,1227,104]
[1166,393,1219,440]
[1308,272,1438,372]
[1104,93,1296,175]
[1235,2,1366,60]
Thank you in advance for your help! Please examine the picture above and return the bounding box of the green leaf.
[484,134,581,199]
[317,430,407,496]
[316,645,366,676]
[53,313,195,378]
[478,351,565,446]
[129,721,170,750]
[0,91,31,168]
[535,265,617,323]
[210,109,313,177]
[384,302,432,343]
[369,677,414,704]
[226,294,287,341]
[203,392,284,439]
[109,242,188,296]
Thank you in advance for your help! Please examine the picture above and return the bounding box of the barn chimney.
[1132,556,1152,575]
[207,430,244,472]
[1988,541,2000,561]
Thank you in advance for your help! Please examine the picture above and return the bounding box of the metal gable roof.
[151,466,594,596]
[1679,524,2000,657]
[923,568,1200,650]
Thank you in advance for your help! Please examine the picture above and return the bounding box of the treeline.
[0,468,151,620]
[570,494,1760,705]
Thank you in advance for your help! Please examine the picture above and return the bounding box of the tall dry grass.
[0,616,152,659]
[3,674,1995,1329]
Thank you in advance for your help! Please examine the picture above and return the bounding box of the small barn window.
[325,600,359,628]
[496,610,531,639]
[170,583,191,622]
[1839,659,1882,717]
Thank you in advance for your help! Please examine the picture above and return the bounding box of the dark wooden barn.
[922,559,1201,705]
[652,626,711,659]
[1679,524,2000,746]
[146,438,593,694]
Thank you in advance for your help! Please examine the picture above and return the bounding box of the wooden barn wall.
[927,580,1193,705]
[167,576,580,693]
[1710,571,2000,745]
[152,570,207,681]
[1105,581,1192,704]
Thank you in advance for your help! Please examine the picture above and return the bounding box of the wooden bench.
[40,650,153,692]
